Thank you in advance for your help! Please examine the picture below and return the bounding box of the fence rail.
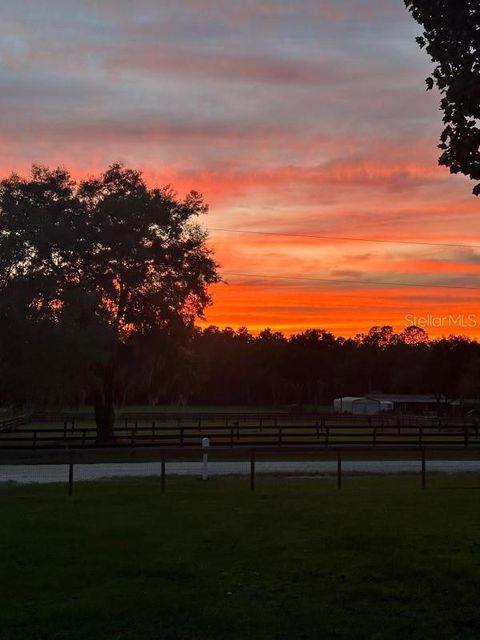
[0,421,479,450]
[0,415,30,432]
[15,411,475,428]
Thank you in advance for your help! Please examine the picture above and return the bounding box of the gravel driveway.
[2,459,480,484]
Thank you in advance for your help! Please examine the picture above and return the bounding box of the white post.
[202,437,210,480]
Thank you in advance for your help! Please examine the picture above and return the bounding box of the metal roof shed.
[333,396,381,415]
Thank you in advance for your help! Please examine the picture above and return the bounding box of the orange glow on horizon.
[1,160,479,339]
[198,281,480,339]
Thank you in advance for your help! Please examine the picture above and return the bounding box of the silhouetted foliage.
[117,324,480,409]
[0,164,219,440]
[405,0,480,194]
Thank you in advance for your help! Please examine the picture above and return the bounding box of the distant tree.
[363,325,399,348]
[390,327,429,393]
[254,329,288,405]
[426,336,474,405]
[457,346,480,399]
[405,0,480,194]
[400,325,429,345]
[0,164,219,442]
[121,323,480,408]
[287,330,338,405]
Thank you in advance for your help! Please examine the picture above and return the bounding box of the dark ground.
[2,474,480,639]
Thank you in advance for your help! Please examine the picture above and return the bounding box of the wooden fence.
[0,419,478,450]
[0,444,473,495]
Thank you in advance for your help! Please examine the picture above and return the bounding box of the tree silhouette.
[163,325,479,410]
[405,0,480,194]
[0,164,219,442]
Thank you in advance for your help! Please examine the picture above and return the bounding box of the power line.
[209,227,480,251]
[222,271,480,291]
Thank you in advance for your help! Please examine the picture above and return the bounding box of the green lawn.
[2,475,480,639]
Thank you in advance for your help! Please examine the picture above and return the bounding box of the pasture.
[2,474,480,639]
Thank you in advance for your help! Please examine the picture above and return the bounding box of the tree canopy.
[0,163,219,441]
[121,324,479,409]
[405,0,480,195]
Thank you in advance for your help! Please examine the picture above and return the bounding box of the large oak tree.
[0,164,219,443]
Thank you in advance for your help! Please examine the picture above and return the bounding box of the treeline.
[123,325,480,407]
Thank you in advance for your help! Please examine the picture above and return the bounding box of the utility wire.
[209,227,480,251]
[222,271,480,291]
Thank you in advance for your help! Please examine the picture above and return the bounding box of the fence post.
[250,450,256,492]
[202,437,210,480]
[421,448,426,489]
[161,453,166,494]
[68,452,74,497]
[337,451,342,489]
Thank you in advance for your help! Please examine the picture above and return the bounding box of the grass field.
[2,475,480,639]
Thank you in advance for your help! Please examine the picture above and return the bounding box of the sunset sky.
[2,0,480,337]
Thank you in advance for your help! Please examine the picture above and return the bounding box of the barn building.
[365,394,440,413]
[333,396,393,415]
